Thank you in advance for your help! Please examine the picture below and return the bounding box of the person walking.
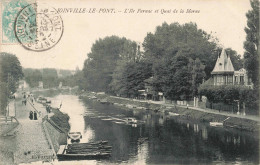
[29,111,33,120]
[33,111,37,120]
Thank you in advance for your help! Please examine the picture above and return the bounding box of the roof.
[211,49,234,75]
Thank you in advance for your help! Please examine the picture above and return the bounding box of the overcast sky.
[1,0,251,70]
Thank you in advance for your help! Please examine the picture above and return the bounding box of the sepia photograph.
[0,0,259,164]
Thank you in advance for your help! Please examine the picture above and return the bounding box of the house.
[211,48,252,88]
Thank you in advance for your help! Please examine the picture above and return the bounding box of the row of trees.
[0,52,23,115]
[81,22,244,101]
[23,68,76,88]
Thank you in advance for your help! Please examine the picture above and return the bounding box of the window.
[228,75,233,84]
[240,76,244,85]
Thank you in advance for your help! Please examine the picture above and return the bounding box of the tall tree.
[83,36,140,93]
[110,60,152,97]
[189,58,206,97]
[244,0,259,88]
[0,53,23,115]
[225,48,243,70]
[0,52,23,93]
[143,22,218,79]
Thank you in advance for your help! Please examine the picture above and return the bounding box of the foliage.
[198,84,258,109]
[60,71,85,88]
[0,52,23,93]
[143,22,218,79]
[189,58,206,97]
[41,68,58,88]
[143,22,220,100]
[225,48,243,70]
[110,60,152,97]
[23,68,42,88]
[0,82,8,115]
[82,36,141,93]
[243,0,259,88]
[0,53,23,114]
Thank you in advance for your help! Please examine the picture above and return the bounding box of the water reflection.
[51,95,259,164]
[51,95,94,143]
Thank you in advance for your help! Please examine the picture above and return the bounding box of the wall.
[43,119,67,152]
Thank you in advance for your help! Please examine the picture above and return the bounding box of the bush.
[198,84,258,110]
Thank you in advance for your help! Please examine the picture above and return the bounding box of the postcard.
[0,0,259,164]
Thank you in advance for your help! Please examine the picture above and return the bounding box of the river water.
[51,95,259,165]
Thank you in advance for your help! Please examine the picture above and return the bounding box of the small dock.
[57,141,112,160]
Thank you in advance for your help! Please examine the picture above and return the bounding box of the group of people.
[22,92,35,106]
[29,111,38,120]
[22,93,27,105]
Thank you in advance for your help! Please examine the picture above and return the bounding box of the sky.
[1,0,251,70]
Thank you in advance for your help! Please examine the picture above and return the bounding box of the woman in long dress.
[29,111,33,120]
[33,111,37,120]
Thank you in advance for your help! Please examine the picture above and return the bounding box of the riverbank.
[81,92,259,132]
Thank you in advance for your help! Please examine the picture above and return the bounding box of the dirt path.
[13,99,53,164]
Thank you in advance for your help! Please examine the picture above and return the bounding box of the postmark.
[14,3,64,51]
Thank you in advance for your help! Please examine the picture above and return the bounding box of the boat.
[68,132,82,142]
[168,112,180,116]
[37,96,47,103]
[209,122,223,127]
[126,117,137,124]
[37,96,51,104]
[57,141,112,160]
[100,99,109,104]
[90,96,97,99]
[209,117,230,127]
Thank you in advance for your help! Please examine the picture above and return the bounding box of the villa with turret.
[211,49,253,88]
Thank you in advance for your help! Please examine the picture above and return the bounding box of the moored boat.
[57,141,112,160]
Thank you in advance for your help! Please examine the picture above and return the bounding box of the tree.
[23,68,42,88]
[42,68,58,88]
[83,36,140,93]
[0,52,23,93]
[0,53,23,115]
[244,0,259,88]
[189,58,206,97]
[142,22,243,101]
[143,22,218,79]
[110,60,152,97]
[0,82,8,115]
[225,48,243,70]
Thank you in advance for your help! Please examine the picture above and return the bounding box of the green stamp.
[1,0,31,43]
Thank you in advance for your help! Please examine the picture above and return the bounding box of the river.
[51,95,259,165]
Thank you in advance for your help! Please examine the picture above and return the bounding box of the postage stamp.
[1,0,31,44]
